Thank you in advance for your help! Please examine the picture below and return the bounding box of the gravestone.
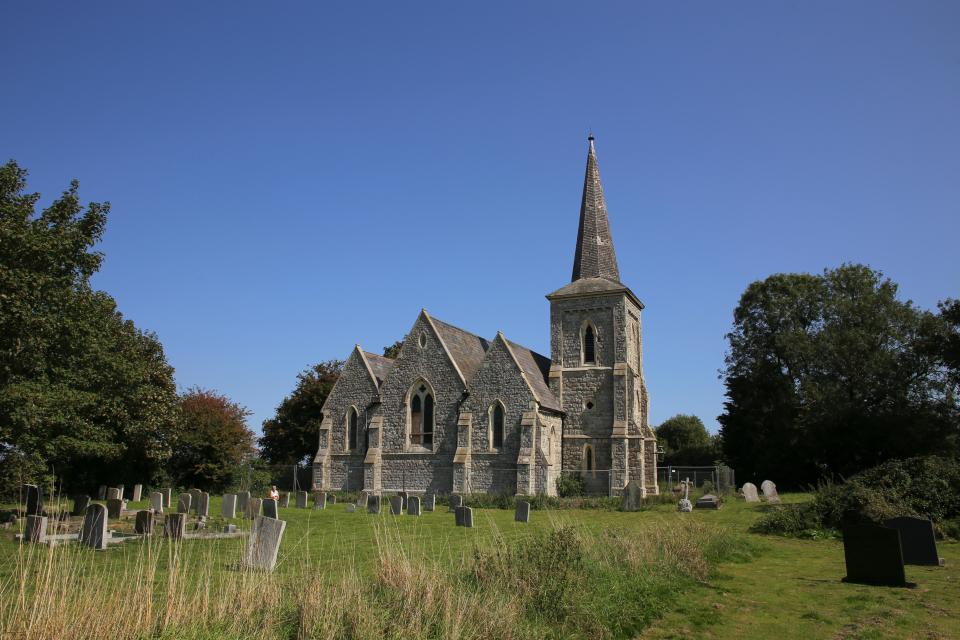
[329,495,337,505]
[244,515,286,571]
[408,496,421,516]
[26,515,47,543]
[107,487,121,501]
[262,498,278,519]
[390,495,403,515]
[761,480,781,503]
[150,492,165,514]
[677,479,693,512]
[368,495,381,514]
[25,484,44,516]
[357,493,369,508]
[97,486,107,500]
[346,504,356,513]
[296,491,308,509]
[236,491,250,513]
[424,493,435,512]
[741,483,760,503]
[462,506,474,528]
[695,494,721,510]
[279,493,290,508]
[449,495,463,513]
[842,523,907,587]
[621,480,642,512]
[135,510,155,535]
[515,501,531,523]
[72,495,90,517]
[222,494,237,518]
[162,488,173,510]
[106,498,123,519]
[177,493,192,514]
[189,489,203,514]
[117,485,125,500]
[165,513,186,540]
[398,491,408,510]
[885,517,942,566]
[455,505,466,526]
[80,504,108,550]
[196,492,210,518]
[132,484,143,502]
[223,524,237,534]
[314,492,327,510]
[247,498,262,519]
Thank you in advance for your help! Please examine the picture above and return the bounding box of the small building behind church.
[313,136,658,497]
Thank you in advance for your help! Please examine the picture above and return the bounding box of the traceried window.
[408,382,434,448]
[347,407,358,451]
[489,402,505,450]
[583,324,596,364]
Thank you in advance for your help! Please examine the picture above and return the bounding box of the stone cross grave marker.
[449,495,463,513]
[25,484,44,516]
[106,498,123,520]
[80,504,108,550]
[314,492,327,510]
[677,478,693,512]
[247,498,262,519]
[842,522,908,587]
[424,493,435,512]
[262,498,278,519]
[177,493,192,514]
[741,483,760,503]
[150,492,165,514]
[368,495,381,514]
[761,480,781,503]
[885,517,942,566]
[408,496,421,516]
[621,480,642,512]
[165,513,186,540]
[132,484,143,502]
[515,501,531,523]
[107,487,121,501]
[390,495,403,515]
[236,491,250,513]
[135,510,155,535]
[296,491,308,508]
[72,495,91,517]
[196,492,210,518]
[222,494,237,518]
[26,515,47,543]
[244,515,286,571]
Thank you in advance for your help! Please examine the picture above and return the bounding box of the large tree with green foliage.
[718,264,958,487]
[655,414,718,466]
[259,360,343,466]
[0,160,180,494]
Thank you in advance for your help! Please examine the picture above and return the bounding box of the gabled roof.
[427,314,490,383]
[503,337,561,412]
[572,135,620,282]
[361,351,395,386]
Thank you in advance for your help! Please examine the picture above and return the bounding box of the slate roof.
[505,339,561,411]
[546,276,644,308]
[572,136,621,283]
[429,316,490,383]
[362,352,396,386]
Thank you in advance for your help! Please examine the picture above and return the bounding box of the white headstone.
[150,491,164,514]
[761,480,781,503]
[741,483,760,503]
[244,515,286,571]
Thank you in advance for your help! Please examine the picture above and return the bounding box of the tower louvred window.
[584,325,596,364]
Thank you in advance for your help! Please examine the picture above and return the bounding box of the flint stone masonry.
[106,498,123,519]
[25,484,43,516]
[177,493,192,514]
[247,498,262,519]
[222,494,237,518]
[135,510,155,535]
[885,517,942,566]
[761,480,780,503]
[80,504,108,550]
[244,516,286,571]
[26,515,47,543]
[72,495,90,517]
[150,492,165,514]
[314,492,327,510]
[741,483,760,503]
[107,487,121,501]
[408,496,421,516]
[390,496,403,515]
[263,499,278,519]
[132,484,143,502]
[165,513,186,540]
[237,491,250,513]
[196,492,210,518]
[424,494,435,511]
[515,501,530,523]
[296,491,308,508]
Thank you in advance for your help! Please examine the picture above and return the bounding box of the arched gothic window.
[583,444,595,477]
[408,381,434,448]
[347,407,358,451]
[583,324,596,364]
[490,402,505,450]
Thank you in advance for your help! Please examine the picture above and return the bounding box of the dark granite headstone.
[449,495,463,513]
[262,498,279,519]
[390,495,403,515]
[165,513,186,540]
[842,523,908,587]
[72,495,90,517]
[135,510,155,535]
[884,517,941,566]
[25,484,43,516]
[367,495,381,514]
[515,501,531,523]
[455,505,466,527]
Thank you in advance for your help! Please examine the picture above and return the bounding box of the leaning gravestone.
[80,504,108,550]
[26,515,47,543]
[106,498,123,519]
[621,480,643,512]
[741,483,760,503]
[390,496,403,515]
[107,487,121,501]
[247,498,262,519]
[72,495,91,517]
[279,492,290,508]
[357,493,369,508]
[515,501,531,523]
[262,498,278,519]
[695,494,721,510]
[761,480,781,504]
[368,495,381,514]
[842,523,907,587]
[150,492,165,514]
[222,494,237,518]
[165,513,186,540]
[885,517,942,566]
[177,493,192,514]
[135,510,155,535]
[25,484,44,516]
[424,493,435,512]
[408,496,421,516]
[244,515,286,571]
[462,506,474,528]
[196,492,210,518]
[449,495,463,513]
[296,491,308,509]
[236,491,250,513]
[132,484,143,502]
[314,492,327,510]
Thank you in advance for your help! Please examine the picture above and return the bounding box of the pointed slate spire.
[571,135,621,282]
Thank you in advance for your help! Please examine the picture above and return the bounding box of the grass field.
[1,494,958,639]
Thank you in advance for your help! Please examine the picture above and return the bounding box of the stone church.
[313,136,658,497]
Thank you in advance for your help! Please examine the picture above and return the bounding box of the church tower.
[547,135,658,496]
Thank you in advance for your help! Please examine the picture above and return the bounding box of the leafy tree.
[929,299,960,390]
[259,360,343,466]
[719,264,958,487]
[382,340,403,359]
[655,414,718,465]
[0,161,179,493]
[170,388,255,491]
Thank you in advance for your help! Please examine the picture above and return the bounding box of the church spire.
[571,134,621,282]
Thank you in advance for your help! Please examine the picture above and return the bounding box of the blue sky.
[3,2,958,436]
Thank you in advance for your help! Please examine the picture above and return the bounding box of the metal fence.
[657,465,736,494]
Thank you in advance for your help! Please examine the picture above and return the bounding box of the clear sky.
[3,2,958,436]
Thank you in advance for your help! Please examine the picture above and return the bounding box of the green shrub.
[556,473,585,497]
